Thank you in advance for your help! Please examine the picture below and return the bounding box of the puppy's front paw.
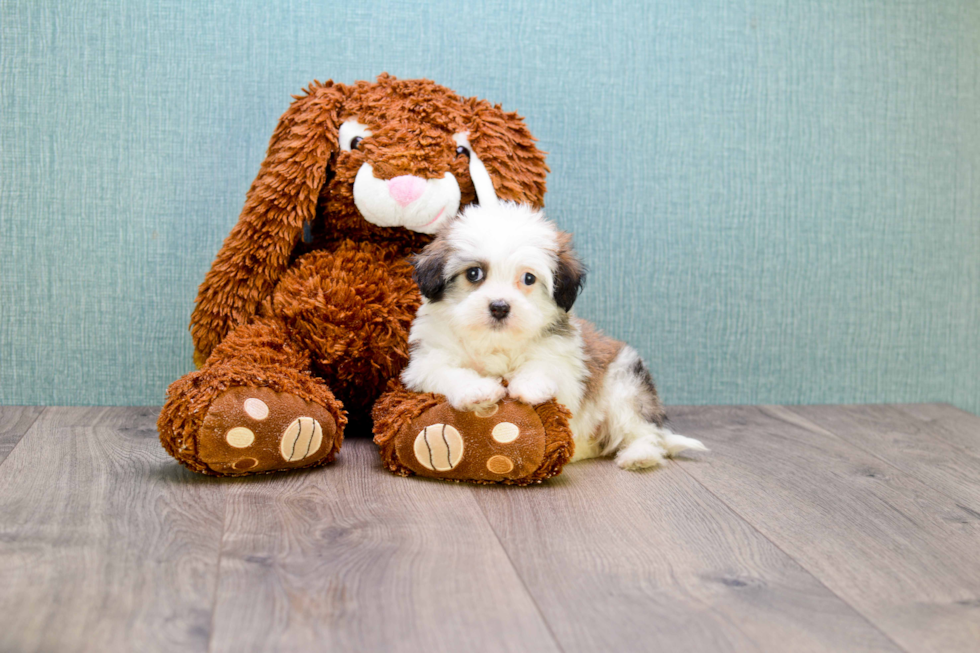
[507,375,559,406]
[446,378,507,411]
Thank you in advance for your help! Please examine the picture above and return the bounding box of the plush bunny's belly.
[269,241,422,421]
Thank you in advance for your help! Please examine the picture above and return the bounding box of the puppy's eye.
[455,145,471,159]
[350,136,364,150]
[523,272,536,286]
[465,267,484,283]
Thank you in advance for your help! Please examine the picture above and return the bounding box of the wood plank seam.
[0,407,45,472]
[773,405,980,513]
[893,405,980,458]
[668,458,910,653]
[0,407,229,652]
[470,452,906,652]
[206,483,232,653]
[467,487,569,653]
[205,440,563,652]
[916,403,978,419]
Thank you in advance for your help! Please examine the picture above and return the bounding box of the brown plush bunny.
[158,74,574,482]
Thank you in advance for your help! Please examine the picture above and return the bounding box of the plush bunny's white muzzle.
[352,131,501,234]
[353,166,461,234]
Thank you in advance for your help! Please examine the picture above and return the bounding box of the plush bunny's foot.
[399,400,547,481]
[196,387,341,475]
[373,383,574,485]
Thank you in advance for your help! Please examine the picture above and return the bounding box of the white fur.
[402,202,706,470]
[353,164,460,234]
[350,125,502,235]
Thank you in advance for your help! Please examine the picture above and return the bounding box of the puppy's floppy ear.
[411,236,452,301]
[465,100,549,208]
[553,232,587,312]
[190,82,348,365]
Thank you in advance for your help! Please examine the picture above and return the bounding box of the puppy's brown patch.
[576,318,624,405]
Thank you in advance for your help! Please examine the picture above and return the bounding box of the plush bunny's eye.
[339,119,372,152]
[465,266,484,283]
[455,145,470,159]
[523,272,536,286]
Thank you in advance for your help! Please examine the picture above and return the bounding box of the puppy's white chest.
[465,347,524,378]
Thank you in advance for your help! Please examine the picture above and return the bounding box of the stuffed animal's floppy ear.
[466,100,549,208]
[553,232,586,312]
[190,82,348,365]
[411,237,452,302]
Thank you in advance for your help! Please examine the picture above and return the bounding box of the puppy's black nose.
[489,300,510,320]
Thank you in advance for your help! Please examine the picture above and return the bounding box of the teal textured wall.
[2,0,978,413]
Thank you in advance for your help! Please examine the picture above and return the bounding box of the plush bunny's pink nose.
[387,175,426,207]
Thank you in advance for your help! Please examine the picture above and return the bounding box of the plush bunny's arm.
[190,83,346,365]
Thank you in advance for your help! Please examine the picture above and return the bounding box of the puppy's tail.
[661,427,708,456]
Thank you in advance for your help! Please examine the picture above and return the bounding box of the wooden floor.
[0,405,978,652]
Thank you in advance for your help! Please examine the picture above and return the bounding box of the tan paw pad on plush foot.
[396,400,546,482]
[414,424,465,471]
[198,387,339,475]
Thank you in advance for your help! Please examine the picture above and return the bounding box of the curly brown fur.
[268,241,421,432]
[526,399,576,483]
[158,319,347,477]
[190,74,548,364]
[371,381,574,485]
[372,380,447,477]
[160,75,550,476]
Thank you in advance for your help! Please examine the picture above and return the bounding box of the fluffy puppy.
[402,200,706,470]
